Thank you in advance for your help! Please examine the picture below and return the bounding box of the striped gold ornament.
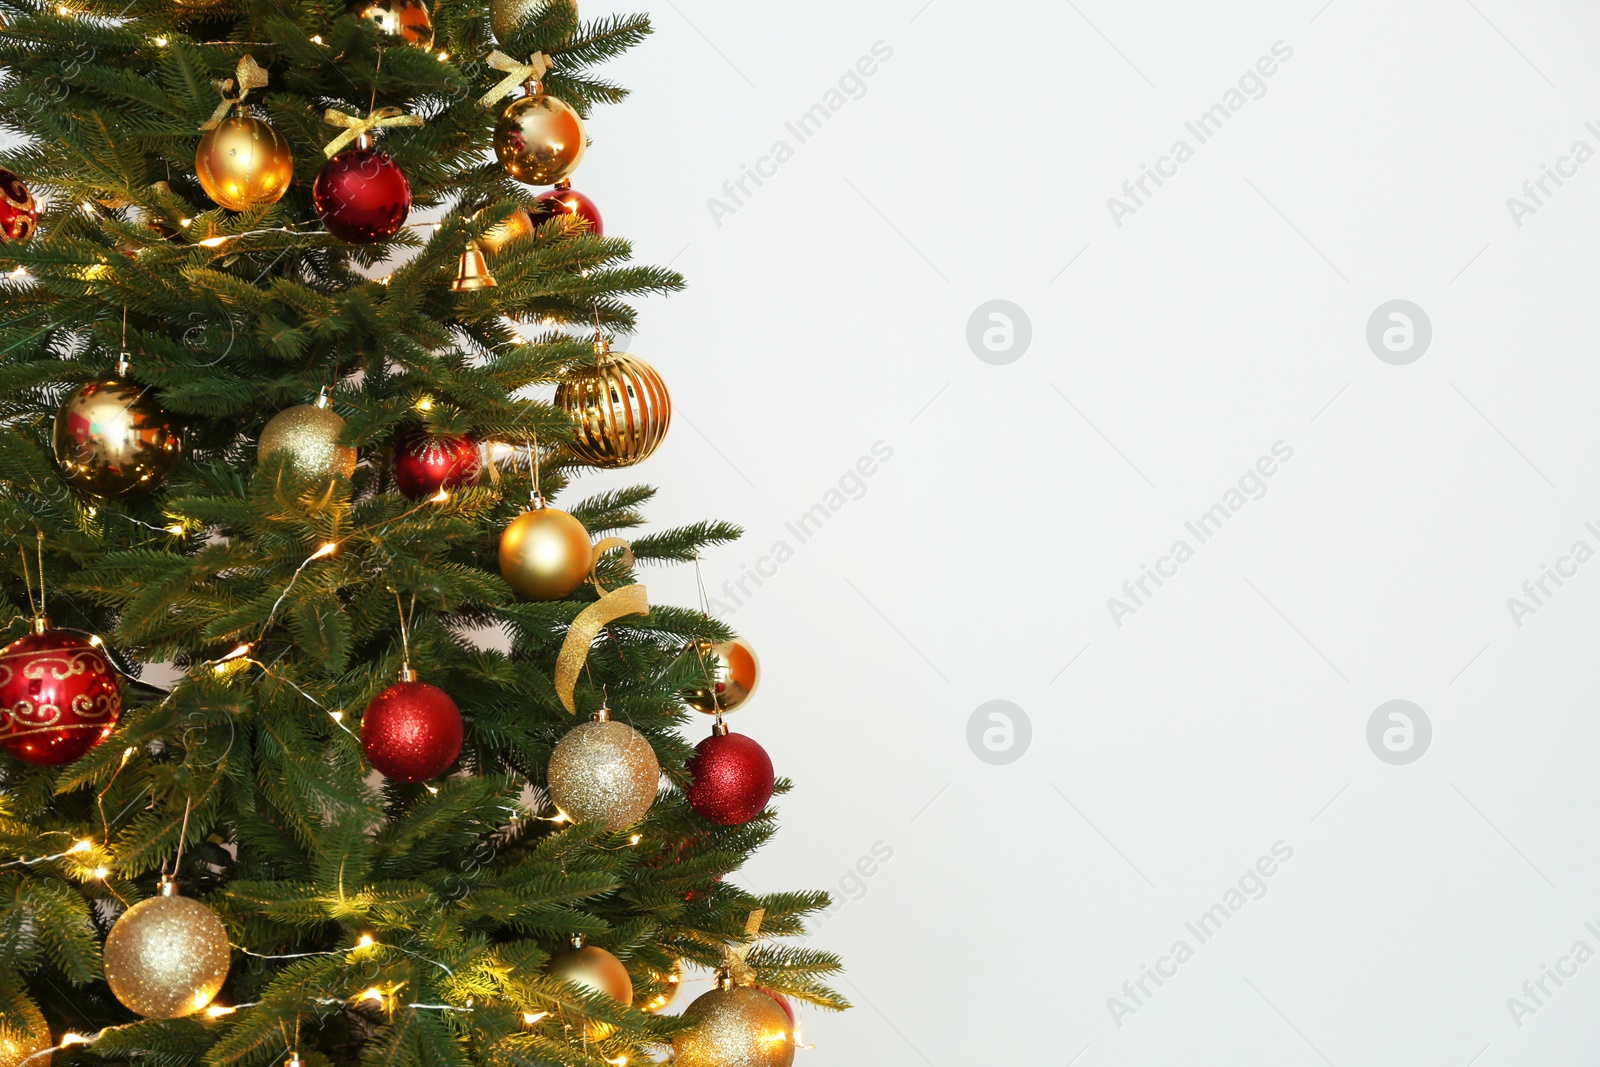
[554,345,670,468]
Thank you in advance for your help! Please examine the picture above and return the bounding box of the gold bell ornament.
[194,57,293,212]
[553,338,671,468]
[451,239,497,291]
[258,385,358,479]
[53,350,182,498]
[103,875,232,1020]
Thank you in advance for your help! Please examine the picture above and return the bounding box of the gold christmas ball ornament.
[493,92,585,186]
[490,0,577,43]
[103,881,231,1020]
[0,1002,50,1067]
[476,204,535,252]
[258,389,358,480]
[195,110,293,212]
[553,347,671,468]
[547,711,659,830]
[498,502,592,600]
[674,984,796,1067]
[683,637,760,715]
[53,368,182,498]
[548,943,633,1005]
[354,0,435,50]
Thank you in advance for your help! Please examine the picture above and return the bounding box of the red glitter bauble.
[313,148,412,244]
[686,728,773,826]
[532,184,602,236]
[360,678,463,782]
[393,430,480,500]
[0,167,38,243]
[758,988,795,1026]
[0,624,120,765]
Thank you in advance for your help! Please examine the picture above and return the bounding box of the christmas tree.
[0,1,845,1065]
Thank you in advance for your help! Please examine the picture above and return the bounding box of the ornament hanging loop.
[391,587,415,680]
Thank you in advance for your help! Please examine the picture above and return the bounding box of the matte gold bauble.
[549,944,633,1005]
[0,1002,50,1067]
[683,637,760,715]
[493,93,585,186]
[478,205,535,252]
[490,0,577,42]
[354,0,435,50]
[258,392,357,479]
[195,110,293,211]
[553,349,670,468]
[547,714,659,830]
[674,985,796,1067]
[103,886,231,1020]
[53,376,182,497]
[498,504,591,600]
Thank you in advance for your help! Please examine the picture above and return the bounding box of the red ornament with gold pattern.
[0,167,38,243]
[0,617,121,765]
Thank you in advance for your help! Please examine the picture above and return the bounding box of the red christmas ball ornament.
[0,619,120,765]
[393,429,480,500]
[532,184,602,236]
[360,670,463,782]
[0,167,38,243]
[313,147,412,244]
[686,725,774,826]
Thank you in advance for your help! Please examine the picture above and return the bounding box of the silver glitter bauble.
[103,889,231,1019]
[547,716,659,830]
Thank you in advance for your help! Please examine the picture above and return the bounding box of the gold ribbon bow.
[478,50,551,109]
[321,106,425,158]
[199,55,269,131]
[726,908,766,987]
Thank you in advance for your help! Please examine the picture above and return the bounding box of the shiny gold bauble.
[674,985,796,1067]
[258,399,357,479]
[0,1001,50,1067]
[548,717,659,830]
[498,505,591,600]
[493,94,585,186]
[682,637,760,715]
[634,960,682,1013]
[478,205,535,252]
[195,111,293,211]
[490,0,577,42]
[354,0,435,50]
[553,351,670,468]
[53,377,182,497]
[103,892,231,1019]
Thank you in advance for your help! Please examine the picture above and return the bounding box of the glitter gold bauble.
[53,375,182,497]
[682,637,760,715]
[0,1000,50,1067]
[258,392,357,479]
[547,713,659,830]
[490,0,577,42]
[354,0,434,49]
[195,110,293,211]
[553,349,670,468]
[103,885,231,1019]
[674,985,796,1067]
[498,504,592,600]
[493,93,585,186]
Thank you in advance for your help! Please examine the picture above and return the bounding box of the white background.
[570,0,1600,1063]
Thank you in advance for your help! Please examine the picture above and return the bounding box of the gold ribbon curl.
[321,106,425,158]
[478,50,551,109]
[553,584,648,714]
[199,55,269,131]
[726,908,766,987]
[589,537,634,595]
